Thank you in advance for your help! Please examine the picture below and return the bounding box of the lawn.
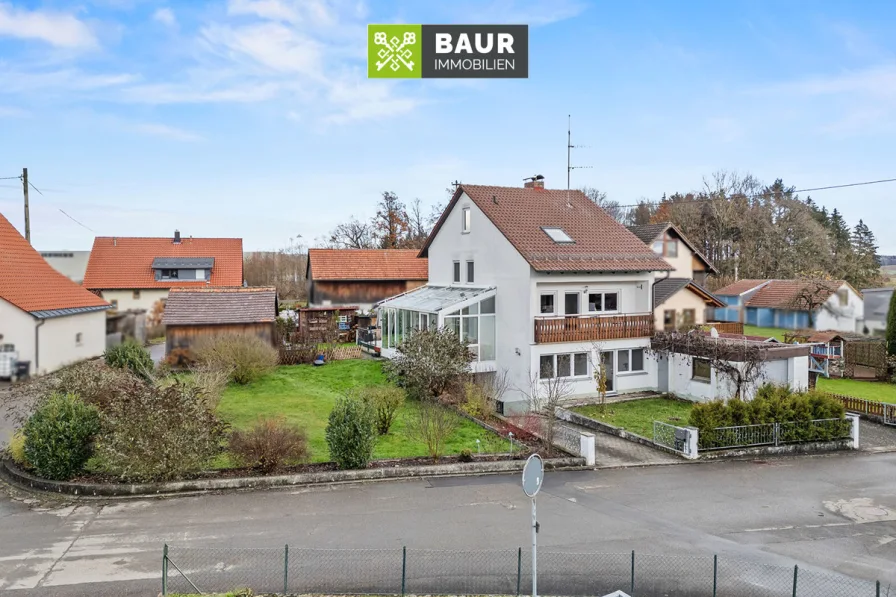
[217,360,507,463]
[817,377,896,404]
[571,398,694,438]
[744,325,790,342]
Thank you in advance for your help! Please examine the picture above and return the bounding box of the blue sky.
[1,0,895,253]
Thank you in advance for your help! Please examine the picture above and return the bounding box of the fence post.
[162,544,168,597]
[630,550,635,596]
[516,547,522,597]
[712,554,717,597]
[401,546,407,597]
[877,580,881,597]
[283,544,289,595]
[774,422,780,447]
[792,565,798,597]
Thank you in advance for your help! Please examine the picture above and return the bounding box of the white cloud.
[755,64,896,98]
[0,105,29,118]
[453,0,588,27]
[200,22,323,76]
[153,8,177,28]
[129,122,203,142]
[0,2,98,49]
[0,68,138,94]
[118,81,280,104]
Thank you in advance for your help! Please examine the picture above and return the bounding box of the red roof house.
[0,213,109,375]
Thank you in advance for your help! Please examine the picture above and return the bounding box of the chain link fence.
[162,545,888,596]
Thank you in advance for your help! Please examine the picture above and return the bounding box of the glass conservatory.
[376,285,497,365]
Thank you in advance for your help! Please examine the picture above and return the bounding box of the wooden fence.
[826,392,896,424]
[702,321,744,335]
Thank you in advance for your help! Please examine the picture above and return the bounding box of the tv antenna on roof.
[567,114,592,207]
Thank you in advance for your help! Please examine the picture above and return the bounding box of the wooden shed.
[162,286,278,356]
[305,249,427,310]
[297,306,358,343]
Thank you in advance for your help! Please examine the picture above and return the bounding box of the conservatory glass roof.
[376,285,496,313]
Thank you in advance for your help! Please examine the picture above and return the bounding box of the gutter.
[34,317,45,374]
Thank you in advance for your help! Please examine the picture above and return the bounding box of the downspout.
[34,317,45,374]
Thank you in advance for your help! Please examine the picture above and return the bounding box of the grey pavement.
[2,451,896,595]
[558,421,683,467]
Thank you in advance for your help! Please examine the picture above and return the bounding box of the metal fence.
[699,418,852,451]
[162,545,888,596]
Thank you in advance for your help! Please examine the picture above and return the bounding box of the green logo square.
[368,24,422,78]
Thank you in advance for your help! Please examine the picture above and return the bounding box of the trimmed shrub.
[193,334,278,385]
[458,448,474,463]
[51,360,138,411]
[230,417,310,474]
[349,385,405,435]
[461,382,492,419]
[104,341,154,378]
[96,379,229,482]
[384,328,473,400]
[23,393,101,480]
[325,396,377,470]
[164,347,196,369]
[8,430,28,467]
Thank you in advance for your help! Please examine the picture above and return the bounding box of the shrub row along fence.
[653,417,855,455]
[826,392,896,426]
[162,545,887,597]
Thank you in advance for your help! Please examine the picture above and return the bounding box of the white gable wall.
[0,298,37,373]
[815,284,864,333]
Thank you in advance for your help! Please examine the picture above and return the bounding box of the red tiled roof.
[83,236,243,289]
[746,280,844,310]
[714,279,770,295]
[421,184,672,272]
[307,249,427,281]
[0,213,109,314]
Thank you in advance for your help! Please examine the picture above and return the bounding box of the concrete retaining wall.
[1,456,585,498]
[699,439,855,459]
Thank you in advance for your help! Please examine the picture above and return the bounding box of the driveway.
[2,451,895,595]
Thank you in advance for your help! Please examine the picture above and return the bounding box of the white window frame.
[539,291,556,315]
[564,292,581,316]
[466,260,474,284]
[461,207,471,233]
[586,290,620,314]
[453,261,461,283]
[616,348,646,375]
[539,352,591,380]
[692,357,712,382]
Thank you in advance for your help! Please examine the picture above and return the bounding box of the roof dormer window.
[542,227,574,243]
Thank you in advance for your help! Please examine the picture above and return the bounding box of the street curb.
[0,456,586,498]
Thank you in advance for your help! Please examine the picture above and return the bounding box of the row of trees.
[584,171,885,290]
[322,192,445,250]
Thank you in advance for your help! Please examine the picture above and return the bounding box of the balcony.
[534,313,654,344]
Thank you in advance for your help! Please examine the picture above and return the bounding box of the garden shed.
[162,286,278,356]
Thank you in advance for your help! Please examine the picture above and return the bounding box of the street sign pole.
[522,454,544,597]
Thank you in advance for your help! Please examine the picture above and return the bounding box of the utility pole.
[22,167,30,243]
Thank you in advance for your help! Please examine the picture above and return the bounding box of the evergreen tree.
[829,209,852,256]
[849,219,882,288]
[887,290,896,356]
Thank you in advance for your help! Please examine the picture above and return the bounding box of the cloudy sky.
[1,0,895,253]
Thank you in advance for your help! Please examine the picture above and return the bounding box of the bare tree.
[406,399,460,461]
[788,278,839,328]
[374,191,410,249]
[327,217,376,249]
[581,186,625,223]
[649,331,768,400]
[588,343,608,412]
[403,198,431,249]
[520,370,573,455]
[243,237,308,300]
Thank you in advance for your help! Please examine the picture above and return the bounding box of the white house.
[83,231,244,315]
[627,223,724,331]
[861,288,892,336]
[0,213,110,376]
[713,279,864,333]
[375,179,674,413]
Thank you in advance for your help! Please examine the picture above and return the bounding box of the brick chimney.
[524,175,545,189]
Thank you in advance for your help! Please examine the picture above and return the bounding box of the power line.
[0,175,21,180]
[28,181,43,196]
[58,209,95,232]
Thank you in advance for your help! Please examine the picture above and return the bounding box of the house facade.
[83,231,244,315]
[627,223,724,331]
[306,249,427,311]
[713,279,863,332]
[39,250,91,284]
[1,213,110,376]
[375,180,673,412]
[861,288,893,336]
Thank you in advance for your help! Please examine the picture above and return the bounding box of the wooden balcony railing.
[534,313,654,344]
[702,321,744,335]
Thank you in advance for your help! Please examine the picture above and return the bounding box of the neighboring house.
[627,223,724,331]
[39,250,91,284]
[83,230,244,313]
[306,249,427,311]
[162,287,277,356]
[375,178,674,412]
[0,213,110,376]
[861,288,893,336]
[713,279,864,333]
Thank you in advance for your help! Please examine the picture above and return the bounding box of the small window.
[453,261,461,283]
[466,261,474,283]
[542,227,574,243]
[664,309,676,331]
[604,292,618,311]
[573,352,588,376]
[631,349,644,371]
[665,239,678,258]
[557,354,572,378]
[133,290,141,300]
[540,293,555,314]
[652,240,664,254]
[75,332,83,346]
[160,269,179,280]
[110,299,118,310]
[462,207,471,233]
[588,293,602,312]
[682,309,696,327]
[587,291,618,313]
[693,358,711,381]
[480,296,495,314]
[539,355,554,379]
[838,289,848,306]
[565,292,580,315]
[618,350,630,372]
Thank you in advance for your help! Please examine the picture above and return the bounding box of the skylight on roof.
[542,227,574,243]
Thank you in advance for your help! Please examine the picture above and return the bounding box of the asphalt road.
[1,451,895,595]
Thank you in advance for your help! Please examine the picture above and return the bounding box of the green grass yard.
[217,360,506,463]
[571,398,694,438]
[817,377,896,404]
[743,325,790,342]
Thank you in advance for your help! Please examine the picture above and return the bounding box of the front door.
[601,351,616,394]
